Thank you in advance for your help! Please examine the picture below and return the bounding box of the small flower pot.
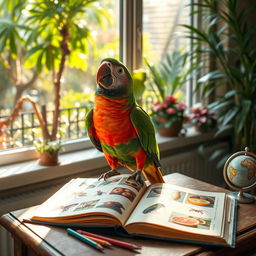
[193,124,215,133]
[38,152,60,166]
[157,118,183,137]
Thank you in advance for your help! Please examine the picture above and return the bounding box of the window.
[0,0,120,152]
[0,0,195,165]
[142,0,193,109]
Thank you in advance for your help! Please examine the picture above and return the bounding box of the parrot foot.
[127,170,144,186]
[98,169,120,181]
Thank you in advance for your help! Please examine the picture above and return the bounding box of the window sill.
[0,128,229,192]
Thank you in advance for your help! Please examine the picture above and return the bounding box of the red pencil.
[76,230,141,250]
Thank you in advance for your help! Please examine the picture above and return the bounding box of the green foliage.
[184,0,256,151]
[34,140,61,155]
[61,89,94,108]
[144,50,199,102]
[132,69,147,101]
[24,0,111,73]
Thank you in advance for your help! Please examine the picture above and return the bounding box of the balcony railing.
[0,106,90,150]
[0,98,154,150]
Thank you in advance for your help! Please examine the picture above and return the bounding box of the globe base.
[227,191,255,204]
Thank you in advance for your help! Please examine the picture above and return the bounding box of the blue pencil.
[66,228,104,251]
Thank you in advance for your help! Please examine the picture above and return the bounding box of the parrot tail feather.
[142,164,165,184]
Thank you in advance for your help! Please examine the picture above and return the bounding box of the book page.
[32,174,146,226]
[125,183,225,237]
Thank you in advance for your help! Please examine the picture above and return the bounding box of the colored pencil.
[82,234,112,247]
[66,228,104,251]
[76,230,141,250]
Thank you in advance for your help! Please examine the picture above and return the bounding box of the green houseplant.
[183,0,256,152]
[145,50,197,136]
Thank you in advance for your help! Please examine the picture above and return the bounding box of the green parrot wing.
[130,106,160,165]
[85,109,102,152]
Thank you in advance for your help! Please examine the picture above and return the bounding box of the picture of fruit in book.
[98,177,122,187]
[119,177,142,191]
[96,201,125,214]
[186,194,215,207]
[110,187,136,202]
[170,190,186,202]
[169,212,211,230]
[56,203,79,213]
[142,203,165,214]
[74,200,100,212]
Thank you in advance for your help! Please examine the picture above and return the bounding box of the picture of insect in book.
[169,211,211,230]
[110,187,136,202]
[56,203,79,213]
[98,177,123,187]
[79,180,100,189]
[96,201,125,214]
[186,193,215,207]
[74,200,100,212]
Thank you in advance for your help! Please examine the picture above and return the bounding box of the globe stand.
[227,191,255,204]
[223,147,256,204]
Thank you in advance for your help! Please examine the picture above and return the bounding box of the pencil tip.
[97,245,104,251]
[133,245,142,250]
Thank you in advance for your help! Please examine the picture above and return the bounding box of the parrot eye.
[117,68,124,74]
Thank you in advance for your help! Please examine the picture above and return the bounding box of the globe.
[226,155,256,188]
[223,148,256,203]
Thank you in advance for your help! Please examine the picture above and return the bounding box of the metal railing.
[0,106,90,149]
[0,98,154,150]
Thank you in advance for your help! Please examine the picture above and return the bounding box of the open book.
[29,174,237,247]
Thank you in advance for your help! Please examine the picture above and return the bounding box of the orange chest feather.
[93,96,137,145]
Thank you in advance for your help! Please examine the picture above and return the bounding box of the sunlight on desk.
[17,207,51,239]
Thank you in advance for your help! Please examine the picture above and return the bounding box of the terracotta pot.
[39,152,60,166]
[193,124,214,133]
[157,118,183,137]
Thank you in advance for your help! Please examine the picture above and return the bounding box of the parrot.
[85,58,165,184]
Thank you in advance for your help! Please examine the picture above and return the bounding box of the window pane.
[0,0,119,151]
[142,0,191,109]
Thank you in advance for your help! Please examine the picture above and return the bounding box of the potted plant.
[145,50,197,136]
[151,96,187,137]
[34,140,62,166]
[189,105,216,133]
[183,0,256,152]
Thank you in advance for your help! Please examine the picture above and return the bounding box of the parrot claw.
[127,170,144,186]
[98,169,120,181]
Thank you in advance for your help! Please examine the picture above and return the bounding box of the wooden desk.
[1,173,256,256]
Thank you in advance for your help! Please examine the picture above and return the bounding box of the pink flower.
[177,102,187,111]
[152,103,162,112]
[161,103,167,108]
[166,108,175,114]
[199,116,207,123]
[165,96,177,104]
[192,107,201,114]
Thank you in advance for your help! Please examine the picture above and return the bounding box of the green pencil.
[66,228,104,251]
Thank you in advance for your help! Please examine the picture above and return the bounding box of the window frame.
[0,0,197,167]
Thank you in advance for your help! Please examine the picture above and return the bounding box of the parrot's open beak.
[97,62,113,88]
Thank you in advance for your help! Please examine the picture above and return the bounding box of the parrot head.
[96,58,133,98]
